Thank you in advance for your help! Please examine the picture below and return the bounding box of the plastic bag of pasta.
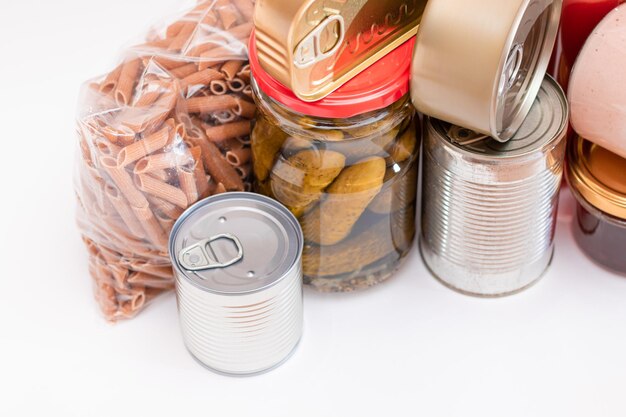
[75,0,256,321]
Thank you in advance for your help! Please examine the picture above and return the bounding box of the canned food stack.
[413,0,568,296]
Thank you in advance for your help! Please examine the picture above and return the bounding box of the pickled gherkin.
[302,157,386,245]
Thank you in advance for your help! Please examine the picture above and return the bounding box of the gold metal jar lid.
[254,0,427,102]
[567,136,626,220]
[411,0,562,142]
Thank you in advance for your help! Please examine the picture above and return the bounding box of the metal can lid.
[432,76,568,158]
[169,193,303,295]
[567,137,626,221]
[253,0,425,102]
[249,30,413,119]
[412,0,562,142]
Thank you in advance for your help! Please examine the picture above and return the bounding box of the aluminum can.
[169,193,304,375]
[254,0,427,102]
[420,76,568,297]
[411,0,562,142]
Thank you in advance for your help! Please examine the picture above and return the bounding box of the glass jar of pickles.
[249,35,420,292]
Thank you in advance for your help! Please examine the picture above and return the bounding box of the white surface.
[1,1,626,416]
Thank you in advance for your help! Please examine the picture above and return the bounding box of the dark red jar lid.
[249,30,414,119]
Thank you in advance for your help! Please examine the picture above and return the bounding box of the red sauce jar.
[567,136,626,275]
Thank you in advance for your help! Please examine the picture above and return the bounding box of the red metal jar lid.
[249,30,414,119]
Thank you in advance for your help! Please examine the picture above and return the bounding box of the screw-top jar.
[249,34,420,292]
[567,137,626,275]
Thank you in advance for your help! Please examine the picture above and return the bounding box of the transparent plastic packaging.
[75,0,256,321]
[251,89,420,292]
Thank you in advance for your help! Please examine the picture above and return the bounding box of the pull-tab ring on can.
[178,234,244,272]
[411,0,562,142]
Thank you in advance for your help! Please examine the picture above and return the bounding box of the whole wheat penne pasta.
[100,156,149,207]
[209,80,228,95]
[236,135,251,146]
[177,166,199,204]
[233,0,254,21]
[242,84,253,98]
[195,138,244,191]
[236,65,250,82]
[115,59,142,106]
[234,97,255,118]
[117,90,176,133]
[109,264,130,288]
[135,174,188,208]
[168,63,198,79]
[117,122,173,166]
[180,67,224,89]
[147,169,171,183]
[93,274,118,318]
[185,94,238,113]
[214,109,236,123]
[189,146,211,198]
[134,91,162,107]
[101,125,135,145]
[214,182,227,194]
[187,22,253,56]
[97,245,124,266]
[220,60,243,80]
[134,152,180,174]
[216,0,241,29]
[128,272,174,289]
[96,139,122,157]
[132,204,167,247]
[151,56,189,71]
[104,184,146,239]
[225,146,251,167]
[155,208,177,231]
[82,236,100,257]
[235,164,251,180]
[166,20,188,38]
[199,42,248,65]
[227,78,245,92]
[129,263,173,279]
[217,137,242,152]
[167,22,196,51]
[204,120,251,142]
[100,64,123,94]
[148,196,185,219]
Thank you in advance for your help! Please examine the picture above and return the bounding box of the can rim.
[490,0,562,141]
[427,76,568,162]
[567,137,626,221]
[168,193,304,296]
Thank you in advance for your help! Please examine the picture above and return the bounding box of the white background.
[1,1,626,416]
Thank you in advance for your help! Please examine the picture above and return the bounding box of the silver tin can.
[420,76,568,297]
[169,193,304,375]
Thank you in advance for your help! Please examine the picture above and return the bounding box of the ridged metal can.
[169,193,304,376]
[420,76,568,297]
[411,0,562,142]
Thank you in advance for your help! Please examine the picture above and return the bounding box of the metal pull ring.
[293,14,345,68]
[178,234,244,272]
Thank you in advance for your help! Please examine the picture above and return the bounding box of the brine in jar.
[249,34,419,292]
